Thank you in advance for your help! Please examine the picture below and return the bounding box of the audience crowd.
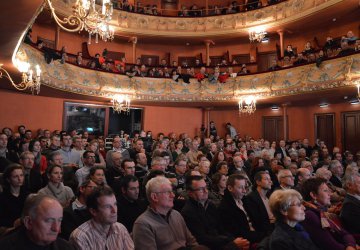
[0,122,360,249]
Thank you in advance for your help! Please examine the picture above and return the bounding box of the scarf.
[303,201,342,232]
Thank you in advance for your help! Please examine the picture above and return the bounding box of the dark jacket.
[329,175,343,188]
[244,190,273,234]
[181,198,235,250]
[117,194,147,233]
[60,203,91,240]
[0,226,75,250]
[0,188,29,227]
[269,221,319,250]
[340,194,360,234]
[218,190,265,243]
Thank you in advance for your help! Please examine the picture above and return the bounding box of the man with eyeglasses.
[75,151,96,186]
[60,179,96,240]
[277,169,295,190]
[133,176,201,250]
[181,175,250,249]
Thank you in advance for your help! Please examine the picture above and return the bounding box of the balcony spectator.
[302,41,315,56]
[338,40,355,57]
[136,1,144,13]
[284,45,296,58]
[189,4,201,17]
[268,59,281,71]
[178,5,189,17]
[76,52,83,66]
[247,0,261,10]
[293,53,307,65]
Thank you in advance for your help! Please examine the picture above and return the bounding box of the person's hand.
[233,237,250,250]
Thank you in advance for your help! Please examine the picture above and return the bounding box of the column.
[204,40,214,66]
[277,30,284,58]
[55,26,60,50]
[205,0,209,15]
[282,103,287,141]
[129,37,137,64]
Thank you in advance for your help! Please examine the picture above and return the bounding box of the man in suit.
[329,160,344,188]
[275,140,289,160]
[340,173,360,234]
[244,171,274,234]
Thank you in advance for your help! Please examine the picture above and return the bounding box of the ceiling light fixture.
[238,95,256,115]
[46,0,114,43]
[319,103,329,108]
[111,94,131,114]
[249,27,267,43]
[271,105,279,111]
[0,61,41,94]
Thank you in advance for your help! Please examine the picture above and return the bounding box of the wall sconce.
[271,105,279,111]
[319,103,329,108]
[0,61,41,94]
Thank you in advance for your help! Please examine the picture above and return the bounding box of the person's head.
[269,189,304,225]
[151,156,166,172]
[88,139,99,153]
[211,173,227,191]
[25,130,32,140]
[50,135,60,148]
[29,139,41,153]
[343,173,360,196]
[46,165,63,184]
[135,152,147,166]
[198,159,210,176]
[0,133,8,149]
[83,150,96,167]
[334,152,342,161]
[186,175,208,204]
[283,156,291,167]
[133,139,144,152]
[254,171,272,191]
[146,176,174,213]
[3,163,24,189]
[109,151,121,169]
[78,179,97,200]
[22,195,63,246]
[19,151,35,169]
[89,166,106,185]
[302,178,330,207]
[86,186,117,226]
[278,169,295,188]
[296,168,312,185]
[48,151,63,166]
[174,158,187,175]
[227,174,247,200]
[329,160,343,177]
[121,159,136,176]
[315,167,332,181]
[216,161,229,175]
[300,160,313,174]
[112,137,122,149]
[233,156,244,168]
[120,175,139,201]
[61,134,72,148]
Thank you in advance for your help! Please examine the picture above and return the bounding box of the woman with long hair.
[209,151,226,176]
[29,139,47,173]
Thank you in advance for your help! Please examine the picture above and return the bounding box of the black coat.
[117,194,147,233]
[243,190,273,234]
[218,190,265,243]
[329,175,343,188]
[181,198,235,250]
[269,222,319,250]
[60,204,91,240]
[340,194,360,234]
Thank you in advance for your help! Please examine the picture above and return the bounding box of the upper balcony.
[18,43,360,106]
[50,0,353,38]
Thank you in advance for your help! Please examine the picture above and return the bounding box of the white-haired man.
[133,176,201,250]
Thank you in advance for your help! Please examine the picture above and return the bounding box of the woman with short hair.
[268,189,318,250]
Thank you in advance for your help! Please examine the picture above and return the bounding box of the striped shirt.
[69,219,134,250]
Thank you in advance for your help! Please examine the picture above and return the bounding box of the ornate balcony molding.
[50,0,344,37]
[19,44,360,103]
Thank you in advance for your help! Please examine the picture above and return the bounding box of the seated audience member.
[117,175,146,233]
[121,159,136,176]
[173,158,187,193]
[294,167,311,192]
[19,151,43,193]
[70,186,134,249]
[133,176,201,249]
[60,179,96,240]
[208,173,227,207]
[244,171,275,234]
[57,134,81,168]
[268,189,318,250]
[105,151,123,188]
[198,159,212,187]
[0,164,29,231]
[329,160,344,188]
[340,173,360,234]
[268,59,281,71]
[301,178,357,250]
[302,41,315,56]
[338,40,355,57]
[128,139,145,160]
[215,161,229,176]
[218,174,266,244]
[135,152,148,179]
[181,175,250,250]
[75,151,96,186]
[277,169,295,190]
[293,53,308,65]
[0,194,73,249]
[106,137,130,164]
[29,139,48,173]
[38,165,74,207]
[284,45,296,58]
[42,135,61,161]
[86,140,106,168]
[88,166,107,186]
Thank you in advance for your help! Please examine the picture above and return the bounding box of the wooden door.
[315,113,335,152]
[342,111,360,154]
[263,116,284,143]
